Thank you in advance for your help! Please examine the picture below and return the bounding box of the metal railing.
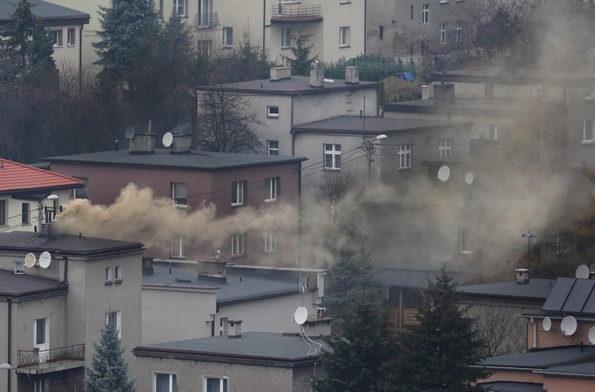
[272,4,322,19]
[18,344,85,369]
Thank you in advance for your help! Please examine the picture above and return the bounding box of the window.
[115,265,122,282]
[231,181,246,206]
[105,266,112,283]
[172,235,186,258]
[0,200,5,225]
[410,5,414,19]
[198,0,212,26]
[155,373,177,392]
[205,377,228,392]
[265,177,280,202]
[223,27,233,47]
[75,177,88,199]
[219,317,228,335]
[455,21,462,43]
[422,4,430,24]
[398,143,412,169]
[231,233,244,257]
[34,318,49,349]
[267,105,279,118]
[14,261,24,274]
[556,236,569,254]
[52,30,63,47]
[33,379,49,392]
[267,140,279,155]
[105,310,121,338]
[339,26,350,47]
[281,28,292,49]
[439,23,447,44]
[158,0,164,17]
[379,25,384,40]
[67,28,75,46]
[459,227,474,254]
[439,139,452,157]
[171,182,187,207]
[583,120,595,143]
[265,229,279,252]
[198,39,212,57]
[324,143,341,169]
[174,0,187,16]
[22,202,30,224]
[487,124,499,140]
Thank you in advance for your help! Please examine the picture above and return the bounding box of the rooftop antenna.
[542,316,552,332]
[561,315,577,337]
[162,131,173,148]
[589,326,595,345]
[38,251,51,269]
[24,253,36,268]
[437,165,450,182]
[521,229,536,280]
[576,264,590,279]
[124,127,136,140]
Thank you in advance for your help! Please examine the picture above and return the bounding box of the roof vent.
[270,67,291,82]
[227,320,242,338]
[310,62,324,88]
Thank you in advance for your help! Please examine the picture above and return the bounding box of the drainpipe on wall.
[364,0,367,54]
[6,298,12,392]
[531,317,537,349]
[79,25,83,94]
[262,0,266,57]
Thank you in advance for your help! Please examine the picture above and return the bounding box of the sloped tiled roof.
[0,158,84,195]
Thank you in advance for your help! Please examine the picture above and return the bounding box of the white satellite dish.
[532,84,543,97]
[576,264,590,279]
[437,165,451,182]
[589,326,595,345]
[293,306,308,325]
[124,127,136,140]
[542,317,552,332]
[162,132,174,148]
[465,172,474,185]
[38,251,51,269]
[24,253,36,268]
[561,315,577,336]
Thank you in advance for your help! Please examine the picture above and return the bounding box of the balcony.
[18,344,85,372]
[195,12,219,29]
[271,4,323,23]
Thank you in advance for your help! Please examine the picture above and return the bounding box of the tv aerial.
[124,127,136,140]
[162,131,174,148]
[437,165,450,182]
[576,264,590,279]
[589,326,595,345]
[38,251,52,269]
[465,172,474,185]
[293,306,308,325]
[24,253,36,268]
[542,317,552,332]
[561,315,577,337]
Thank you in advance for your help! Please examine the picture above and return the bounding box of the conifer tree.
[282,27,317,76]
[392,269,488,392]
[85,318,134,392]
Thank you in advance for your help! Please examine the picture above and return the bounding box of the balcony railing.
[18,344,85,369]
[271,4,323,22]
[195,12,219,28]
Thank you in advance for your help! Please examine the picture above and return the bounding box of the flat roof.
[373,268,468,289]
[134,331,323,363]
[293,116,472,135]
[0,0,89,24]
[46,149,307,171]
[0,269,67,298]
[479,345,595,372]
[478,381,544,392]
[458,279,555,301]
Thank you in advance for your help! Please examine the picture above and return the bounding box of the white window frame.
[198,0,212,26]
[439,22,447,44]
[487,124,499,140]
[439,139,452,158]
[174,0,188,16]
[171,182,188,207]
[231,233,245,257]
[34,317,49,350]
[398,143,412,169]
[154,372,177,392]
[422,4,430,24]
[267,105,279,118]
[105,266,113,283]
[281,28,292,49]
[205,377,228,392]
[67,28,75,46]
[114,265,122,282]
[267,140,279,155]
[172,235,186,258]
[219,317,228,335]
[339,26,350,47]
[459,227,473,254]
[324,143,342,170]
[231,181,246,206]
[455,21,462,43]
[105,310,121,339]
[265,177,279,202]
[14,261,24,274]
[583,119,595,143]
[265,229,279,252]
[223,27,233,47]
[52,30,63,47]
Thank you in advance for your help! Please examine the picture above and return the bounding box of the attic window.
[14,261,24,274]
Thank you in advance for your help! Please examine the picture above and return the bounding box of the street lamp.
[0,363,32,392]
[362,134,387,186]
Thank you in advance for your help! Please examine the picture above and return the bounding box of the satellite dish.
[589,326,595,345]
[293,306,308,325]
[24,253,36,268]
[561,315,577,336]
[532,84,543,97]
[465,172,474,185]
[38,251,51,269]
[124,127,136,140]
[576,264,590,279]
[437,165,451,182]
[542,317,552,332]
[162,132,174,148]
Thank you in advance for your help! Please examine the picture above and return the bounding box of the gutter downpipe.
[364,0,367,54]
[531,317,537,349]
[7,298,12,392]
[79,25,83,94]
[262,0,266,57]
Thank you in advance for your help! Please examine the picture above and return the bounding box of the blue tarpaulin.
[403,72,414,81]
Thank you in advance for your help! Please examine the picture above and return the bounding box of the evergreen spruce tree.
[282,27,317,76]
[85,318,134,392]
[392,269,488,392]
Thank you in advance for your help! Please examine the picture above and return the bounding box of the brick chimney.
[270,67,291,81]
[227,320,242,338]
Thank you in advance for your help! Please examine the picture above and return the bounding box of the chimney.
[421,85,430,100]
[196,260,227,281]
[270,67,291,82]
[310,62,324,88]
[433,83,455,107]
[227,320,242,338]
[129,133,156,154]
[345,66,359,84]
[170,133,192,154]
[515,268,530,284]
